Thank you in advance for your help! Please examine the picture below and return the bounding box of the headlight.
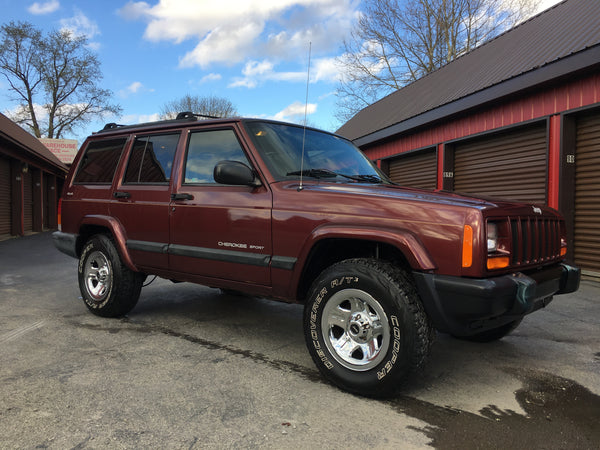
[486,220,510,270]
[487,222,498,253]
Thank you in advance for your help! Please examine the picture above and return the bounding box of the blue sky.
[1,0,559,144]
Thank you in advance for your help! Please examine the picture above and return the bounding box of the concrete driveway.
[1,232,599,449]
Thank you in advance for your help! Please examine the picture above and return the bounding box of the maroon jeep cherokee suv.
[54,113,580,396]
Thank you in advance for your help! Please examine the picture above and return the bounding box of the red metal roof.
[337,0,600,145]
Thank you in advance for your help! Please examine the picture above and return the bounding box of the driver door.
[168,127,272,285]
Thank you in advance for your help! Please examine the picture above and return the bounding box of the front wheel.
[78,234,144,317]
[303,258,433,397]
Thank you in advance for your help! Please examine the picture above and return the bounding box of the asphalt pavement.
[1,232,599,449]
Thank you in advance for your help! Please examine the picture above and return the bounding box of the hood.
[274,181,560,218]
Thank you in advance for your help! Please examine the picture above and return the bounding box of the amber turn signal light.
[487,256,510,270]
[462,225,473,268]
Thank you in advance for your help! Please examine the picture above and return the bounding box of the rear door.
[62,137,128,233]
[168,126,272,285]
[109,132,182,270]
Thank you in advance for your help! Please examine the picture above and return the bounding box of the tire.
[303,258,434,397]
[78,234,144,317]
[454,318,523,343]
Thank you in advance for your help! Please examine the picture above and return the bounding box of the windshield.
[244,121,390,183]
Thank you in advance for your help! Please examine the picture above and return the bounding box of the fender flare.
[291,224,437,295]
[79,215,138,272]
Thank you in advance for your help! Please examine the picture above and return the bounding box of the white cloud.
[121,113,161,124]
[535,0,563,13]
[273,101,317,122]
[117,1,150,20]
[60,9,100,40]
[119,81,145,97]
[27,0,60,15]
[198,73,222,84]
[312,57,342,83]
[179,22,264,69]
[229,57,340,89]
[230,60,305,88]
[118,0,359,68]
[4,102,92,137]
[336,39,391,84]
[3,103,48,123]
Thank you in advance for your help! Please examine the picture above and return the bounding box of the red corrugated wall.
[363,72,600,162]
[363,72,600,209]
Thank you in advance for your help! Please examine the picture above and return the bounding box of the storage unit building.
[0,113,67,238]
[337,0,600,279]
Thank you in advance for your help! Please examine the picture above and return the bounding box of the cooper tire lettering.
[303,258,433,397]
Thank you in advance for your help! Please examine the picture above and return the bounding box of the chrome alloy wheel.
[321,289,391,371]
[83,250,111,301]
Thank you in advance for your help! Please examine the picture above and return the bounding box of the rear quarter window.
[73,138,128,184]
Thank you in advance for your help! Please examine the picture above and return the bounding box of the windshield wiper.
[287,169,384,183]
[354,174,384,183]
[286,168,342,179]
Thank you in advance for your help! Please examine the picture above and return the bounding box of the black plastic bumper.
[52,231,78,259]
[413,263,581,337]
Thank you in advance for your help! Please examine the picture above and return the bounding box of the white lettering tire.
[303,258,434,397]
[78,234,144,317]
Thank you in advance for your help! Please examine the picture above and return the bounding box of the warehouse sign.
[39,138,78,164]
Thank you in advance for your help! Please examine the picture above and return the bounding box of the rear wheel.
[303,258,433,397]
[78,234,144,317]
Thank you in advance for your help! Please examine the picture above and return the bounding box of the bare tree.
[336,0,539,122]
[0,21,121,138]
[160,94,238,120]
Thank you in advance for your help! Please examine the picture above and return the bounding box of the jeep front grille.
[509,216,562,266]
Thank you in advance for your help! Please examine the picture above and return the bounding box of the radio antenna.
[298,41,312,192]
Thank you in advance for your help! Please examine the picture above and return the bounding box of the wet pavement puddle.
[72,318,600,448]
[389,368,600,449]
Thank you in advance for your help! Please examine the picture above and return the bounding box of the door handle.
[113,191,131,199]
[170,193,194,201]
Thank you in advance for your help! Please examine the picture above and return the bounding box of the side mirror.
[214,161,260,186]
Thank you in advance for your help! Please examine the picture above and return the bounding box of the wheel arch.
[294,226,436,303]
[76,215,138,272]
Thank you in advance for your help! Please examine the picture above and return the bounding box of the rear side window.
[124,133,179,184]
[184,129,251,184]
[74,138,127,184]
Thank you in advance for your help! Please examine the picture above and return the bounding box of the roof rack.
[102,122,124,131]
[176,111,220,120]
[96,111,222,134]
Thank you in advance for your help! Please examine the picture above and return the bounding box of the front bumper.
[413,263,581,337]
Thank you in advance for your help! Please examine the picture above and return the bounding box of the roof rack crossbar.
[97,111,221,134]
[176,111,220,120]
[102,122,124,130]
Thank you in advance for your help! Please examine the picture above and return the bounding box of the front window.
[244,121,389,183]
[184,129,251,184]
